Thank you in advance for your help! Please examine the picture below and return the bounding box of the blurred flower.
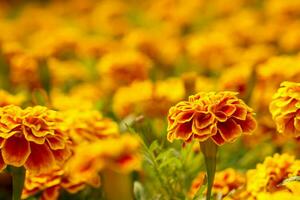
[167,91,257,145]
[113,78,185,118]
[186,32,240,71]
[189,168,245,199]
[270,81,300,137]
[51,89,95,111]
[65,134,141,185]
[61,110,119,145]
[97,50,152,91]
[246,153,300,196]
[7,53,41,90]
[0,105,71,174]
[218,63,252,98]
[253,56,300,112]
[48,58,88,87]
[0,90,25,107]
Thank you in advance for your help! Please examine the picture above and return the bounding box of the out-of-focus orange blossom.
[0,0,300,199]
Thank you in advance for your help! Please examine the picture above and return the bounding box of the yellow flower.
[0,90,25,107]
[257,191,299,200]
[22,165,98,200]
[186,32,239,71]
[0,105,71,174]
[246,153,298,196]
[48,58,88,87]
[8,53,41,90]
[189,168,245,199]
[270,81,300,137]
[218,63,252,98]
[113,78,185,118]
[64,134,141,185]
[61,110,119,145]
[97,50,152,90]
[167,91,257,145]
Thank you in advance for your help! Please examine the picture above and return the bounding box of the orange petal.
[25,143,56,175]
[219,105,236,116]
[215,111,227,122]
[193,113,214,129]
[46,136,65,150]
[41,186,60,200]
[212,133,225,145]
[52,148,71,166]
[176,111,194,123]
[236,114,257,134]
[232,105,248,120]
[174,122,193,141]
[2,136,31,167]
[217,119,243,142]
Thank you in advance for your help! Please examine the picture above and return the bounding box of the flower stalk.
[10,167,26,200]
[200,138,218,200]
[102,169,133,200]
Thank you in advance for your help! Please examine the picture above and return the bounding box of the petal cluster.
[0,105,71,174]
[270,81,300,137]
[65,134,141,185]
[246,153,300,196]
[167,91,257,145]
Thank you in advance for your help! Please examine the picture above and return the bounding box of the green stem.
[11,167,26,200]
[200,139,218,200]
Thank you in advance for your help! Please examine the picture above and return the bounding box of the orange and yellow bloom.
[167,91,257,145]
[270,81,300,137]
[0,105,71,174]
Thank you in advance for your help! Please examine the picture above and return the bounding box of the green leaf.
[281,176,300,185]
[134,181,146,200]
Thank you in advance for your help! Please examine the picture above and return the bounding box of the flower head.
[246,153,300,196]
[270,81,300,137]
[61,110,119,145]
[65,134,141,185]
[167,91,257,145]
[0,105,71,174]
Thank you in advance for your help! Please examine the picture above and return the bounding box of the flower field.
[0,0,300,199]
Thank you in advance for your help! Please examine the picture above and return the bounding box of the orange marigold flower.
[270,81,300,137]
[167,91,257,145]
[246,153,300,196]
[97,50,152,90]
[22,166,94,200]
[0,105,71,174]
[61,110,119,145]
[65,134,141,185]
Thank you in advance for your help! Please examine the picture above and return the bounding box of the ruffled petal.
[2,135,31,167]
[218,119,243,142]
[25,143,56,175]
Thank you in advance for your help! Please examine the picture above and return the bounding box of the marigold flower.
[270,81,300,137]
[113,78,184,118]
[0,105,71,174]
[246,153,299,196]
[65,134,141,185]
[97,50,152,90]
[61,110,119,145]
[8,53,41,90]
[167,91,257,145]
[0,90,25,107]
[22,166,95,200]
[186,33,239,71]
